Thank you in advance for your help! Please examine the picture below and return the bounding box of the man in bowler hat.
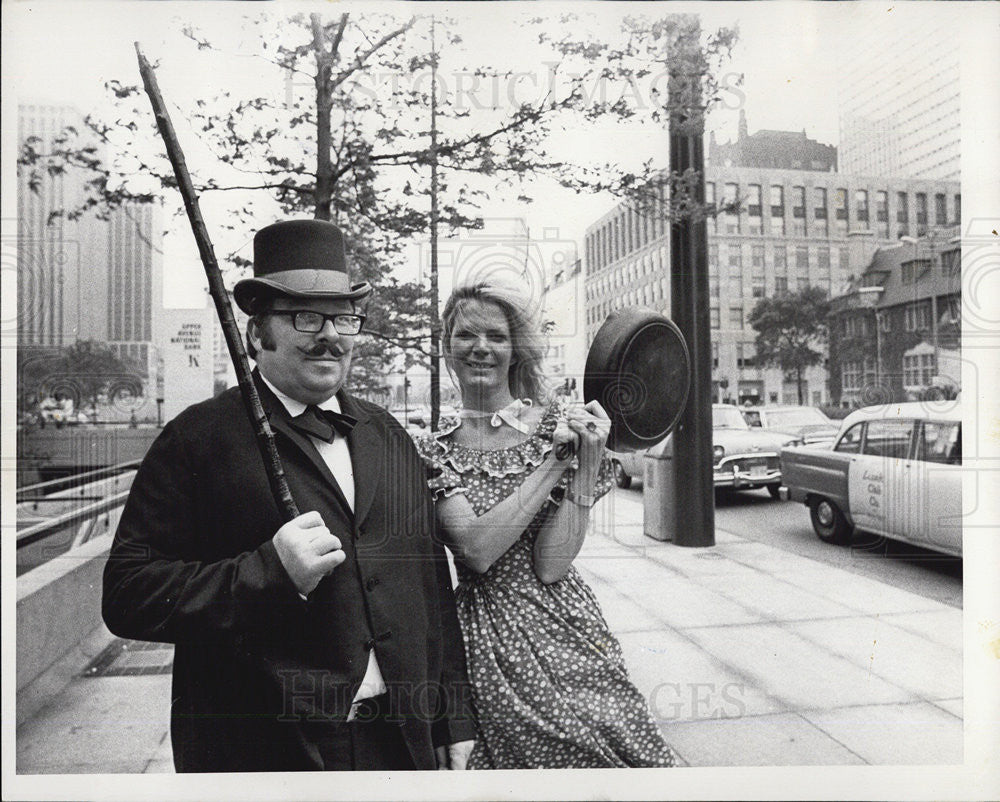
[103,220,476,772]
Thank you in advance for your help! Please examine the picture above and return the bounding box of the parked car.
[780,401,962,556]
[611,404,801,498]
[741,405,839,448]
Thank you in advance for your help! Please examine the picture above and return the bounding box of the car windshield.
[713,406,749,430]
[766,408,830,427]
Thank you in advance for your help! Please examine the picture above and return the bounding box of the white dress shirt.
[261,376,387,702]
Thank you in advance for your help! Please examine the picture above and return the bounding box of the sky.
[0,0,968,307]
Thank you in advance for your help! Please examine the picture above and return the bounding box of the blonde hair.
[441,281,550,404]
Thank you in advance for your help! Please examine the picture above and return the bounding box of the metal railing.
[16,461,141,505]
[17,491,131,550]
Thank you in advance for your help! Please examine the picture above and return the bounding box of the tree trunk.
[797,366,804,405]
[311,14,347,222]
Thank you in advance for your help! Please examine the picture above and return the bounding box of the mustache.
[302,343,346,358]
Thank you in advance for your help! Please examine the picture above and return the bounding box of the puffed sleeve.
[413,434,468,500]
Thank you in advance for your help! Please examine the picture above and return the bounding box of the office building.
[837,8,960,181]
[18,103,162,380]
[541,258,587,395]
[583,158,960,406]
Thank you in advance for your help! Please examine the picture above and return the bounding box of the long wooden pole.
[135,43,299,521]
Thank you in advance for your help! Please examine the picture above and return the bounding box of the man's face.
[251,296,358,405]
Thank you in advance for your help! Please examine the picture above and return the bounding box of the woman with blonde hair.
[414,279,676,769]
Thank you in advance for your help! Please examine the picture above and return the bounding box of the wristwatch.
[566,487,596,508]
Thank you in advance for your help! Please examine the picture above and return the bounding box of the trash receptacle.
[643,449,675,542]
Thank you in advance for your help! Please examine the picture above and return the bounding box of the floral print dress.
[415,403,677,769]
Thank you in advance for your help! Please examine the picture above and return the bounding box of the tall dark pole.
[668,18,714,547]
[429,16,441,432]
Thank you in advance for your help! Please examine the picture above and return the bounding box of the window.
[813,187,828,219]
[795,245,810,273]
[941,248,960,277]
[730,269,743,298]
[752,275,765,298]
[905,302,931,331]
[842,361,862,392]
[770,185,784,215]
[954,194,961,224]
[770,185,785,235]
[855,189,869,223]
[915,192,928,227]
[747,184,762,233]
[896,192,909,223]
[839,247,850,274]
[774,276,788,293]
[712,341,719,368]
[916,421,961,465]
[728,246,743,271]
[834,187,848,235]
[876,190,888,222]
[835,188,848,220]
[710,306,720,329]
[774,246,787,274]
[710,273,720,298]
[862,419,915,460]
[935,193,947,226]
[812,187,828,235]
[903,352,935,385]
[792,186,806,218]
[709,243,719,270]
[901,259,931,284]
[844,316,868,337]
[724,183,740,234]
[729,305,744,328]
[835,422,864,453]
[751,245,765,273]
[737,341,756,368]
[818,247,831,273]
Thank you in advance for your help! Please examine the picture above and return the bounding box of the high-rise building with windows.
[18,103,162,380]
[837,8,960,181]
[583,161,960,406]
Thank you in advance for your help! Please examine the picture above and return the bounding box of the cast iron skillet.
[579,307,691,453]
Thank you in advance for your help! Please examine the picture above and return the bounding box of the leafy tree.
[748,286,830,405]
[18,340,143,416]
[18,11,738,403]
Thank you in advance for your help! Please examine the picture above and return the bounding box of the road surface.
[617,483,962,609]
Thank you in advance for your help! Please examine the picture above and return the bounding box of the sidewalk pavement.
[16,491,962,773]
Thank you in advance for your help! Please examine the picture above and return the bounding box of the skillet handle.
[555,441,576,461]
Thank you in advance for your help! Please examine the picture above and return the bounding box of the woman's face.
[448,299,514,396]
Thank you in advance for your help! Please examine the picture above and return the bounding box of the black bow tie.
[288,405,357,443]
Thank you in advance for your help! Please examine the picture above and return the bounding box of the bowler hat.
[583,307,690,452]
[233,219,372,313]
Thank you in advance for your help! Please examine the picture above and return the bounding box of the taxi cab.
[780,401,962,556]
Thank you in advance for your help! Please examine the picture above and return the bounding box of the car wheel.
[767,483,782,500]
[809,496,852,545]
[612,460,632,489]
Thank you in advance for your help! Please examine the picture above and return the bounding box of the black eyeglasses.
[267,310,366,335]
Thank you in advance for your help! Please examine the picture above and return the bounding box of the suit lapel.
[339,393,382,528]
[253,372,354,525]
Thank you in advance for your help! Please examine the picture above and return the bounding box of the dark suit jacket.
[102,375,475,772]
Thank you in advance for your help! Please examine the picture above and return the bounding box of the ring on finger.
[586,421,597,433]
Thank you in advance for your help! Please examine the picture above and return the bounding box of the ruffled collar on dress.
[428,400,565,478]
